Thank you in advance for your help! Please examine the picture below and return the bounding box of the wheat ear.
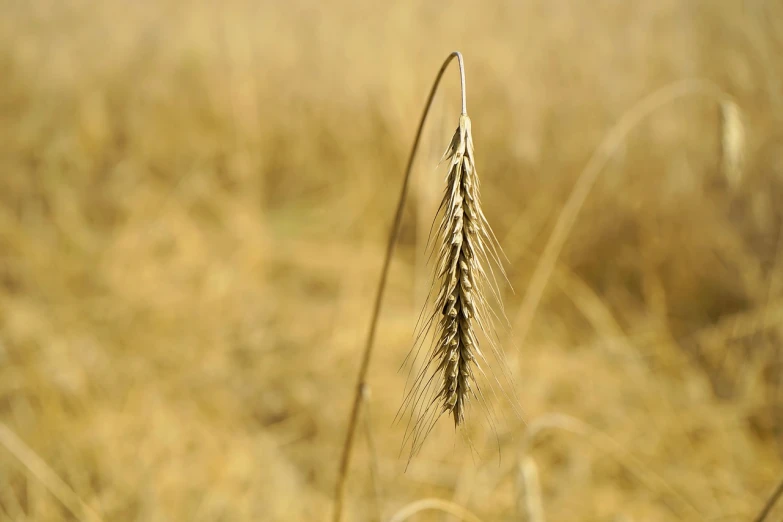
[398,70,511,461]
[332,51,470,522]
[434,113,498,426]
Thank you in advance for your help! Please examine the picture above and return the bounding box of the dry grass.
[2,0,783,521]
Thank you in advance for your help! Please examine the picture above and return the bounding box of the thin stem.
[362,388,384,522]
[753,474,783,522]
[388,498,485,522]
[331,51,467,522]
[510,79,731,350]
[0,423,104,522]
[456,52,467,115]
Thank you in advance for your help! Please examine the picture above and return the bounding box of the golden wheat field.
[2,1,783,521]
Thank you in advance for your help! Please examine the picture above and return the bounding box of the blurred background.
[1,0,783,520]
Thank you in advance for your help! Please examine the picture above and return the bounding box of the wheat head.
[436,113,493,425]
[401,112,510,456]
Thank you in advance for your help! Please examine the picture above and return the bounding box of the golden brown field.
[2,1,783,520]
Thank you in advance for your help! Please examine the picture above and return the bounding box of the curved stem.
[331,51,467,522]
[511,79,732,349]
[754,474,783,522]
[388,498,485,522]
[456,52,467,115]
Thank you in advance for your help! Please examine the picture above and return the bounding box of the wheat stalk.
[332,52,512,521]
[332,51,471,522]
[511,79,737,349]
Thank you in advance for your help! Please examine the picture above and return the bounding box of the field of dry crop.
[2,1,783,521]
